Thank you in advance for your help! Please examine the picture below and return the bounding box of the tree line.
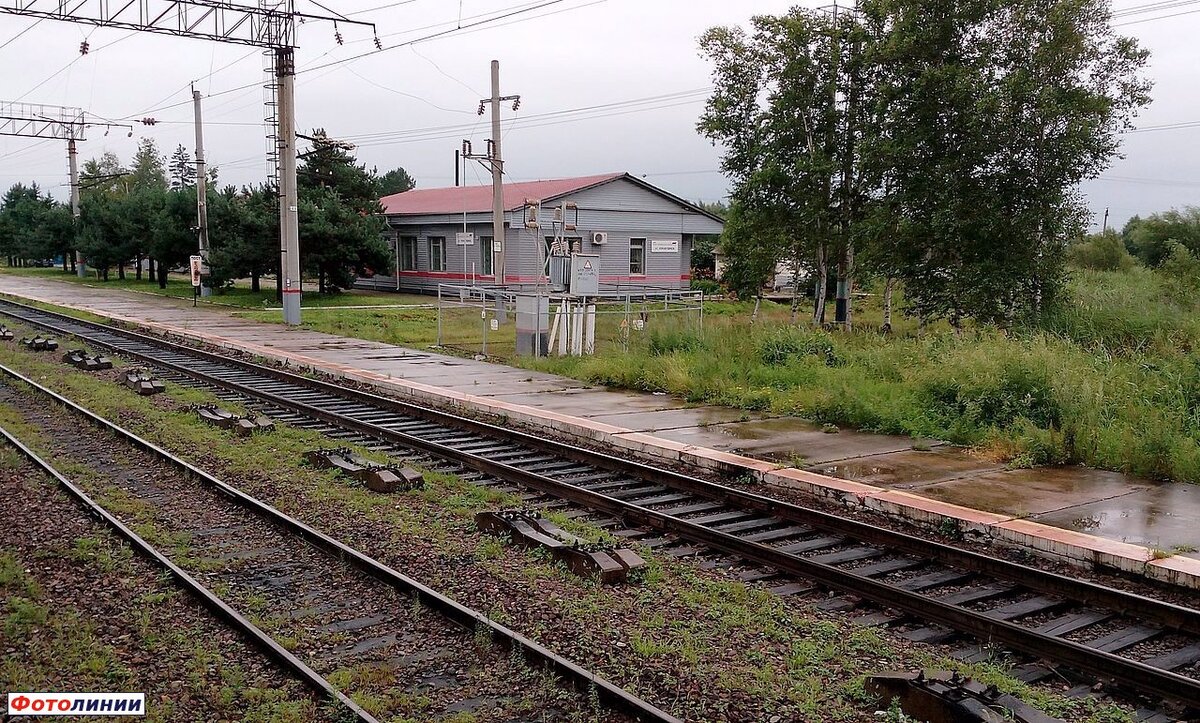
[700,0,1151,328]
[0,133,417,295]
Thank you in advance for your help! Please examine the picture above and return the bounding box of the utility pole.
[277,48,302,326]
[1103,207,1110,233]
[490,61,506,284]
[474,60,519,285]
[192,86,211,296]
[67,135,84,277]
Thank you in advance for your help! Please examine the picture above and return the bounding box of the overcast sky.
[0,0,1196,230]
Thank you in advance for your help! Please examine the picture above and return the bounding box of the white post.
[584,300,596,355]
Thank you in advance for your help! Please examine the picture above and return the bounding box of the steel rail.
[0,361,681,723]
[2,298,1199,709]
[0,391,379,723]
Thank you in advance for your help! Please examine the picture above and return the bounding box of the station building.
[365,172,725,295]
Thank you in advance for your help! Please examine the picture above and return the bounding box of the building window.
[429,236,446,272]
[629,238,646,275]
[480,236,493,276]
[400,236,418,271]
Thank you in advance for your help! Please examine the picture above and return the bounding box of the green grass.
[0,266,430,309]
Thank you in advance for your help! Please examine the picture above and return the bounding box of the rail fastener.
[476,508,646,584]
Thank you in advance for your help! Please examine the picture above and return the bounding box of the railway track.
[0,362,677,723]
[2,297,1200,718]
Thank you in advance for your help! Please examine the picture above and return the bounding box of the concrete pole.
[193,87,211,297]
[276,48,301,325]
[67,137,85,277]
[490,59,505,286]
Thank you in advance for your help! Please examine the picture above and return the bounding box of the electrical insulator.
[334,30,343,45]
[141,118,157,126]
[373,36,382,50]
[512,98,520,111]
[477,103,486,116]
[79,40,89,55]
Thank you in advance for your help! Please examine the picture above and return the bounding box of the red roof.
[380,173,624,216]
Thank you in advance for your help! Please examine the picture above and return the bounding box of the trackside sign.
[7,692,146,716]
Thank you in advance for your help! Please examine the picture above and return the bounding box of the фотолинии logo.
[7,692,146,717]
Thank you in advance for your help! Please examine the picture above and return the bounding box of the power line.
[1114,7,1200,24]
[1112,0,1200,17]
[0,15,44,52]
[123,0,593,120]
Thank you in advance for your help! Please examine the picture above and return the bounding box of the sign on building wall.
[456,232,475,246]
[650,239,679,253]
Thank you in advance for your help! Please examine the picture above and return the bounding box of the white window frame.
[629,237,646,275]
[429,236,447,272]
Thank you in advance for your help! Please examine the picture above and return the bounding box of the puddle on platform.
[718,418,821,440]
[815,447,999,488]
[815,447,1200,556]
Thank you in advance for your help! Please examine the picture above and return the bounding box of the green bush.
[1067,231,1135,272]
[756,328,839,366]
[647,328,706,356]
[1157,242,1200,304]
[690,278,723,295]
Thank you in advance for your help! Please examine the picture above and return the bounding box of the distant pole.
[67,136,85,277]
[193,86,211,297]
[455,149,460,187]
[489,60,506,285]
[1102,207,1110,233]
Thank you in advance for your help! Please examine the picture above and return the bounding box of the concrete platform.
[2,273,1198,588]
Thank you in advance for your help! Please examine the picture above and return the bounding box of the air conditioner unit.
[591,231,609,245]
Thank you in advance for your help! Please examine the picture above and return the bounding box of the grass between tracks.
[0,330,1136,723]
[0,455,328,722]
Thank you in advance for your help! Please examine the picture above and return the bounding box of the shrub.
[1157,242,1200,304]
[647,328,705,356]
[1067,231,1135,272]
[690,278,723,296]
[756,328,839,366]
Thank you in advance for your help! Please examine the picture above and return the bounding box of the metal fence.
[435,284,705,359]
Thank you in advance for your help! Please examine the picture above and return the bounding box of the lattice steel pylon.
[0,0,377,326]
[2,102,92,276]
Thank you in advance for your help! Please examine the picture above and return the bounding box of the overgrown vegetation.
[526,265,1200,485]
